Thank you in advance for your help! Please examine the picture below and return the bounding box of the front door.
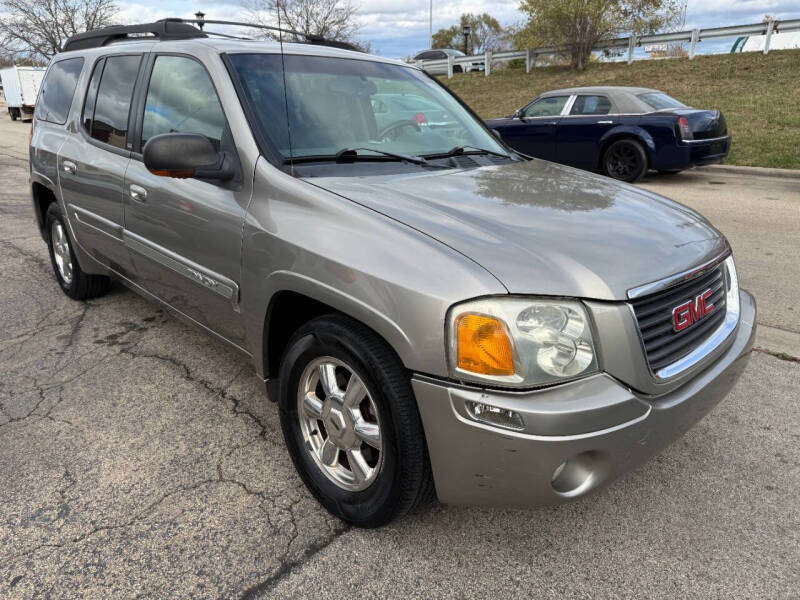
[496,95,570,158]
[123,54,251,348]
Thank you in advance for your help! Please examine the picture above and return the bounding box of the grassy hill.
[440,49,800,170]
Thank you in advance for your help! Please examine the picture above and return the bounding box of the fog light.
[465,400,524,431]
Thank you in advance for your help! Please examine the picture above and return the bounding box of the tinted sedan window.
[36,58,83,124]
[570,95,611,115]
[523,96,569,117]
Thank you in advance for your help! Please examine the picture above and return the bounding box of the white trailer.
[0,66,46,121]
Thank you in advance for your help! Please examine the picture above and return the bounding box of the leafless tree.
[0,0,118,62]
[243,0,363,47]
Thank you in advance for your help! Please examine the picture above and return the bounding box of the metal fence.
[416,18,800,78]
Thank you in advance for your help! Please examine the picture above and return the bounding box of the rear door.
[58,53,143,276]
[556,94,614,168]
[123,53,250,347]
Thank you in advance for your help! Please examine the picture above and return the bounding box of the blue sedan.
[486,86,730,182]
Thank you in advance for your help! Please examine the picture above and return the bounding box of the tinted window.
[570,95,611,115]
[523,96,569,118]
[82,58,104,134]
[36,58,83,124]
[637,92,686,110]
[141,56,225,150]
[91,55,141,149]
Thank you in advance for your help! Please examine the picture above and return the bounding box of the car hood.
[307,160,728,300]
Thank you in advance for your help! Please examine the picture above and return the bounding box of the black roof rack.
[178,18,363,52]
[62,18,363,53]
[62,19,206,52]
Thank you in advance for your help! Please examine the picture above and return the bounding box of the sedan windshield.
[228,53,506,161]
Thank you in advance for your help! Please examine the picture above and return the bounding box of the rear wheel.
[602,138,648,182]
[277,315,434,527]
[9,108,18,121]
[45,203,110,300]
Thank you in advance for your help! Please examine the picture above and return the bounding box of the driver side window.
[141,56,226,151]
[523,96,569,118]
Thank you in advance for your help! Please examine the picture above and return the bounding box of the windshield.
[228,53,505,160]
[636,92,687,111]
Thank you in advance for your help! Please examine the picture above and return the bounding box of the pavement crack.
[238,523,351,600]
[753,347,800,363]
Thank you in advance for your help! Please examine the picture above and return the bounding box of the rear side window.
[141,56,226,150]
[90,55,141,149]
[36,58,84,125]
[570,95,611,115]
[637,92,686,111]
[82,59,104,133]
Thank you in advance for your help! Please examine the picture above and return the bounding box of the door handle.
[129,184,148,203]
[62,160,77,174]
[597,120,615,124]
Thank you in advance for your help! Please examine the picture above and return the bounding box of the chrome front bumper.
[413,290,756,506]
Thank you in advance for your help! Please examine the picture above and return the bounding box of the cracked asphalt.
[1,110,798,599]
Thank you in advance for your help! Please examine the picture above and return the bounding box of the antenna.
[274,4,295,175]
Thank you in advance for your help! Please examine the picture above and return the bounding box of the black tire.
[10,108,18,121]
[658,169,683,175]
[453,65,463,74]
[602,138,648,182]
[277,314,434,527]
[45,202,110,300]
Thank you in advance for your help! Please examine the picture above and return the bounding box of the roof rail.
[179,18,362,52]
[62,19,206,52]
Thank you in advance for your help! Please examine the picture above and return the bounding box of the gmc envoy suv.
[29,21,756,527]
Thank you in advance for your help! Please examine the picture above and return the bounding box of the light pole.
[429,0,432,48]
[462,24,471,55]
[195,11,206,31]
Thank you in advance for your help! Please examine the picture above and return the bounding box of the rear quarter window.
[36,58,84,125]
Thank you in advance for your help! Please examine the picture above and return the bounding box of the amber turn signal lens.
[456,313,515,376]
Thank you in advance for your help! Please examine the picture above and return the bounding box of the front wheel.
[602,139,648,182]
[277,315,434,527]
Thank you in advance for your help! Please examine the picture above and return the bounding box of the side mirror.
[512,108,522,119]
[143,133,235,181]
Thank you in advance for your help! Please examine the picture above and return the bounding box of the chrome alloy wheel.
[51,221,73,285]
[297,357,383,491]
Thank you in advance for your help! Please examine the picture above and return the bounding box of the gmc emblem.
[672,289,715,332]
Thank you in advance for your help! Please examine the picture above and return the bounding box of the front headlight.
[447,297,599,388]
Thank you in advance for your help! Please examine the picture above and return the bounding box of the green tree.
[517,0,684,70]
[431,13,505,55]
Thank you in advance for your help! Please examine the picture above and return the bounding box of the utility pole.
[429,0,432,48]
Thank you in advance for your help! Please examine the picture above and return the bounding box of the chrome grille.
[631,265,727,372]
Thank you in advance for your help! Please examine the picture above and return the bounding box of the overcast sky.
[120,0,800,58]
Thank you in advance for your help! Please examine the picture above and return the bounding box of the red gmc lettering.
[672,289,715,332]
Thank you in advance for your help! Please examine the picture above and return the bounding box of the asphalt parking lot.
[1,111,798,599]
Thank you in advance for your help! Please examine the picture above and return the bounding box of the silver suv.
[30,21,756,527]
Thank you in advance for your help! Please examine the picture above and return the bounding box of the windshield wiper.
[335,147,430,165]
[425,145,512,160]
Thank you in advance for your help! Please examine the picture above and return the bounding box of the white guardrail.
[415,18,800,77]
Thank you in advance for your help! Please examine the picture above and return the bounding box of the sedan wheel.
[602,139,648,182]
